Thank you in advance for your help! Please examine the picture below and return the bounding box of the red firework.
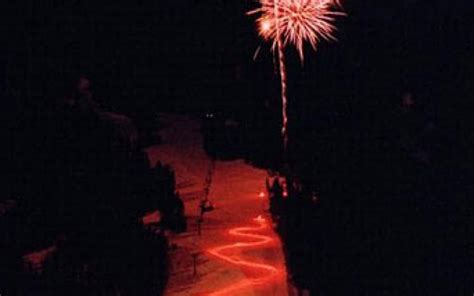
[248,0,344,151]
[249,0,344,61]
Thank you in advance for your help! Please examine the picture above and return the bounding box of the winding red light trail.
[206,216,284,296]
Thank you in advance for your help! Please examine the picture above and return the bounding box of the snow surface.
[146,114,290,296]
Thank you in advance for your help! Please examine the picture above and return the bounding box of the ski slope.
[146,114,289,296]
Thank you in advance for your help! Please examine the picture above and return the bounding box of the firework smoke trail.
[274,0,289,150]
[248,0,344,152]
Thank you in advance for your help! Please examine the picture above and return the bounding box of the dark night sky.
[2,0,473,122]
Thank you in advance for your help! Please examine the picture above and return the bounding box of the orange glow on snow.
[206,216,284,295]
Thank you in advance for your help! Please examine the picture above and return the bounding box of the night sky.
[2,1,473,120]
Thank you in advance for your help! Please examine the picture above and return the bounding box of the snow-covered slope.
[146,114,288,296]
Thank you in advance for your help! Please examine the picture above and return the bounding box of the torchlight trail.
[206,216,283,295]
[248,0,345,150]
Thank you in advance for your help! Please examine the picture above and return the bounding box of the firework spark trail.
[274,0,289,150]
[206,216,283,295]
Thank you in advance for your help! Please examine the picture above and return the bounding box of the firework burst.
[248,0,344,152]
[249,0,344,61]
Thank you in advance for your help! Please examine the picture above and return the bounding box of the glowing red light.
[23,246,58,272]
[142,210,161,225]
[207,216,283,295]
[259,192,266,198]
